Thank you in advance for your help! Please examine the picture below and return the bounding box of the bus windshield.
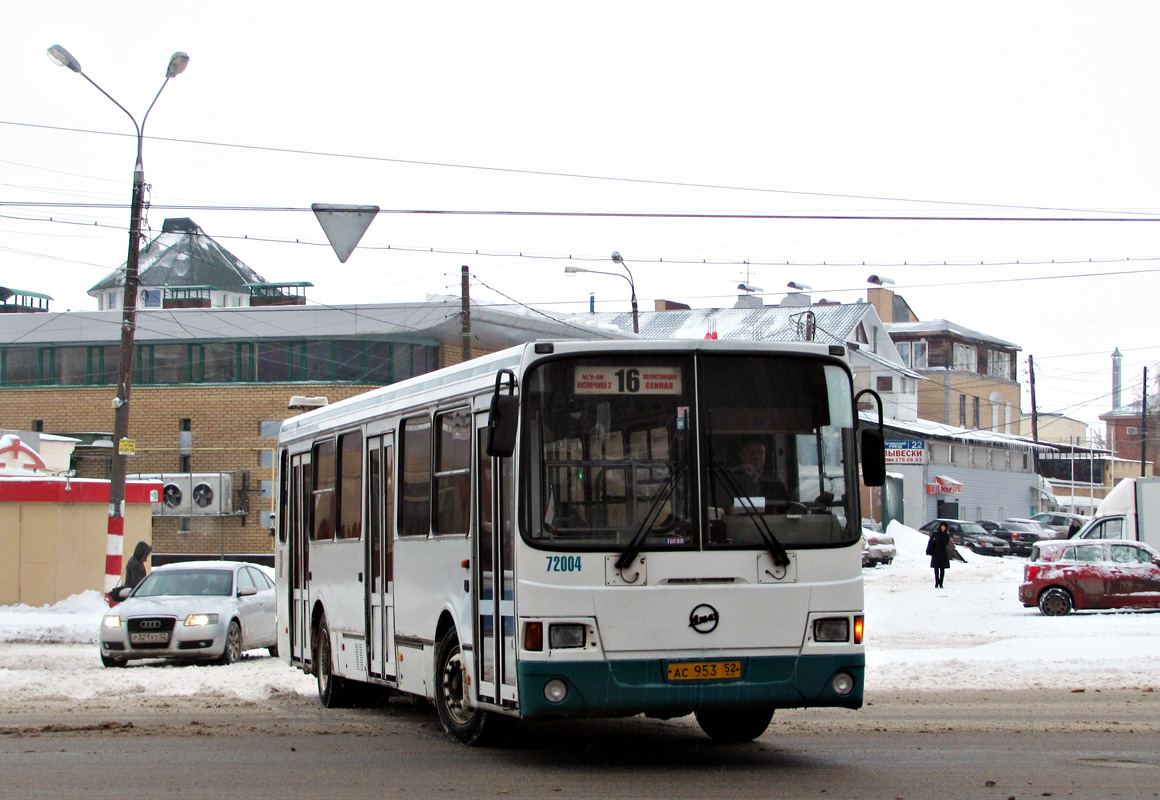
[522,352,858,551]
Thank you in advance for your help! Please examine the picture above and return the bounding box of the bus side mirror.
[861,427,886,487]
[486,368,519,458]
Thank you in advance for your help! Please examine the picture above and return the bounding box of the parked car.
[975,519,1015,545]
[1030,511,1090,539]
[920,519,1011,556]
[861,529,896,566]
[998,519,1053,556]
[99,560,278,668]
[1018,539,1160,616]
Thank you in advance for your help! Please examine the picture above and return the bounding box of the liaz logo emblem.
[688,604,719,634]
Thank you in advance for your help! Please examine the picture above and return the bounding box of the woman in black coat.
[926,522,951,588]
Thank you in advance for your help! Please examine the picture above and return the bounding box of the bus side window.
[400,416,432,537]
[312,438,336,541]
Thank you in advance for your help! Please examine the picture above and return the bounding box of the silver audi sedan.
[99,561,277,668]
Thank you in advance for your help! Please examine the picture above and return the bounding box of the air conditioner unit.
[190,473,233,516]
[127,473,192,516]
[129,473,233,516]
[1127,426,1139,436]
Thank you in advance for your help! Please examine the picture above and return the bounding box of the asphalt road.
[1,687,1158,799]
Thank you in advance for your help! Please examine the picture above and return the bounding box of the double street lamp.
[48,44,188,590]
[565,251,639,333]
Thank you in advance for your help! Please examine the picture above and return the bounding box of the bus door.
[366,433,397,680]
[289,452,312,668]
[474,413,518,707]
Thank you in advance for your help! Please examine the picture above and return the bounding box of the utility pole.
[1028,355,1039,442]
[1142,367,1149,477]
[460,265,471,364]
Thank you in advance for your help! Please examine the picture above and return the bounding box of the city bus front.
[513,343,870,741]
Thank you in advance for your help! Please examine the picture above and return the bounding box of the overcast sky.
[5,2,1159,428]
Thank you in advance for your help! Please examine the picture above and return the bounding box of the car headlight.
[184,613,220,627]
[102,615,121,628]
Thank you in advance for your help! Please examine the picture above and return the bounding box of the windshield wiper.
[615,462,686,570]
[712,464,791,568]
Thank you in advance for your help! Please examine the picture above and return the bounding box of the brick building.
[0,299,628,561]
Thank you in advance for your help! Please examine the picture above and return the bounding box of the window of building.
[953,343,977,372]
[972,397,981,430]
[988,350,1013,379]
[959,395,967,427]
[2,348,38,385]
[260,421,282,438]
[876,376,893,393]
[898,340,928,369]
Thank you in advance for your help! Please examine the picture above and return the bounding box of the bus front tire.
[315,614,355,708]
[695,706,774,743]
[436,630,503,746]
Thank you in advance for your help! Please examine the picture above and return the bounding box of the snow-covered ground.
[0,522,1156,704]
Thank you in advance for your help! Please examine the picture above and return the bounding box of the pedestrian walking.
[926,522,951,588]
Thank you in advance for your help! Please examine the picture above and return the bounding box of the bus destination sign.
[574,366,683,395]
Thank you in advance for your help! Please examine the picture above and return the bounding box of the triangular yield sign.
[311,203,380,263]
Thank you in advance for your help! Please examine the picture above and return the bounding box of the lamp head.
[564,266,584,275]
[611,251,624,264]
[166,52,190,78]
[47,44,82,73]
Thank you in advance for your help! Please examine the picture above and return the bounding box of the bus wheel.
[315,613,355,708]
[436,630,501,746]
[695,706,774,743]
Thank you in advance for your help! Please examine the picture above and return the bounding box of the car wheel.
[267,644,279,658]
[217,620,243,665]
[100,653,126,668]
[1038,587,1074,616]
[881,558,893,565]
[436,629,504,746]
[315,613,357,708]
[695,706,774,742]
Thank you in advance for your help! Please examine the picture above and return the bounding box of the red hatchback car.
[1019,539,1160,616]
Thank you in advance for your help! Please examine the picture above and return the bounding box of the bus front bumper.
[517,653,864,719]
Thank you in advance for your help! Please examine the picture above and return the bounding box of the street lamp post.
[565,251,639,333]
[48,45,188,592]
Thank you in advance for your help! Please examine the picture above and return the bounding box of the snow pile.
[864,521,1160,690]
[0,525,1157,701]
[0,590,109,644]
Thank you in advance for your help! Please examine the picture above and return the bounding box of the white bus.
[274,338,886,745]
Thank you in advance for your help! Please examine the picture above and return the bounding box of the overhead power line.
[6,118,1159,218]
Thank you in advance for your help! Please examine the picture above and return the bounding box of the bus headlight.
[549,624,586,649]
[831,671,855,696]
[543,679,568,703]
[812,617,849,642]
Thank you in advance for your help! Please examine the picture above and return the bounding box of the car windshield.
[133,569,235,597]
[959,523,989,535]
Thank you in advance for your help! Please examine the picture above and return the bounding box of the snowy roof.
[883,319,1020,350]
[579,304,873,344]
[88,218,270,295]
[0,298,632,349]
[867,411,1053,450]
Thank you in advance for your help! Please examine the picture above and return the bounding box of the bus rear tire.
[436,629,503,746]
[695,706,774,743]
[315,613,356,708]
